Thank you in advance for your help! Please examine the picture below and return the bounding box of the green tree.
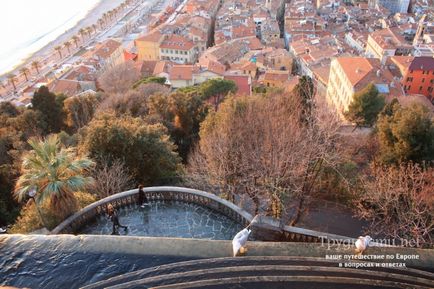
[80,113,181,185]
[344,84,385,127]
[199,79,237,108]
[377,103,434,164]
[0,101,19,117]
[31,86,65,134]
[147,92,209,161]
[14,135,95,219]
[132,76,166,88]
[64,92,101,132]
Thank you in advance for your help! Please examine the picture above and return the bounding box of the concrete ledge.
[150,276,431,289]
[1,234,433,271]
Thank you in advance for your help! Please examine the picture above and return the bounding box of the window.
[422,78,425,83]
[419,86,423,91]
[406,77,413,82]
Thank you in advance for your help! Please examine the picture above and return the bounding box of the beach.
[0,0,125,78]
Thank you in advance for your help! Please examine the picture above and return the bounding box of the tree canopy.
[14,135,95,216]
[377,102,434,164]
[132,76,166,89]
[147,91,209,162]
[31,86,65,134]
[80,113,181,185]
[344,84,385,127]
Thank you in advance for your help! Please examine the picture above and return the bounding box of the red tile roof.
[160,34,195,50]
[169,65,199,81]
[224,73,251,95]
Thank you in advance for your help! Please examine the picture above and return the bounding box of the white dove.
[232,227,251,257]
[355,235,373,255]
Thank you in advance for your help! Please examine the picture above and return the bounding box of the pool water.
[79,201,243,240]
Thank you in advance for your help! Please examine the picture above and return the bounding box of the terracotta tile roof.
[136,60,158,76]
[207,60,226,75]
[408,57,434,71]
[65,67,97,82]
[92,39,122,60]
[123,50,137,62]
[153,61,172,75]
[160,34,195,50]
[369,27,411,50]
[336,57,377,87]
[247,37,263,50]
[48,79,81,96]
[224,73,251,95]
[389,56,414,76]
[169,65,199,81]
[263,70,290,82]
[136,30,164,42]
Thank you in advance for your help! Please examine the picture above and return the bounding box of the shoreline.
[0,0,125,79]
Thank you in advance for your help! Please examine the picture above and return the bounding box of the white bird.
[232,227,251,257]
[0,227,6,234]
[355,235,372,255]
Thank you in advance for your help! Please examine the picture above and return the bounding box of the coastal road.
[0,0,146,101]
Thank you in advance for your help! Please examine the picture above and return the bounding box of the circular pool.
[79,200,243,240]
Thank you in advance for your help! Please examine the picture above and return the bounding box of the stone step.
[150,276,433,289]
[82,256,434,289]
[106,265,434,289]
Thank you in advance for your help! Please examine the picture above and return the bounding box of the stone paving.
[79,201,243,240]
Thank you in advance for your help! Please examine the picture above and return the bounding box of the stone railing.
[51,186,253,234]
[250,215,357,244]
[52,186,358,244]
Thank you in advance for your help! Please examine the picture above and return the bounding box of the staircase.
[82,256,434,289]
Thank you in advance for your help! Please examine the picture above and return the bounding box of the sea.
[0,0,100,75]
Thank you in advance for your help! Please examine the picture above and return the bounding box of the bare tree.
[187,91,342,224]
[98,61,140,94]
[90,158,134,198]
[355,163,434,247]
[98,83,169,117]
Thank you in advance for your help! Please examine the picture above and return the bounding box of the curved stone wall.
[52,186,253,234]
[52,186,357,244]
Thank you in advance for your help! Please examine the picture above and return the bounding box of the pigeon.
[232,227,251,257]
[355,235,373,255]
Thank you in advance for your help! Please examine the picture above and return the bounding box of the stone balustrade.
[52,186,356,244]
[52,186,253,234]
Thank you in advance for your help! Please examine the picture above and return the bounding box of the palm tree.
[85,27,92,38]
[14,135,95,216]
[54,46,62,59]
[64,41,72,54]
[79,28,87,41]
[72,35,80,48]
[7,74,17,91]
[20,67,30,82]
[102,12,108,24]
[98,18,105,30]
[31,60,41,74]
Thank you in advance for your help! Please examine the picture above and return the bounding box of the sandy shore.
[1,0,125,78]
